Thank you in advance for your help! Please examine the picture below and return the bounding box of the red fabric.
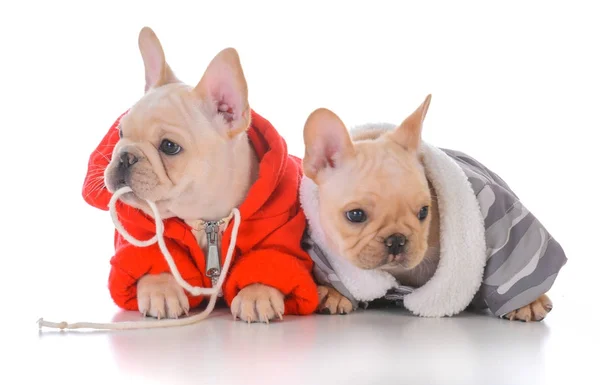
[82,110,319,315]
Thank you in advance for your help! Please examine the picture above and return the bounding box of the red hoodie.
[82,110,319,315]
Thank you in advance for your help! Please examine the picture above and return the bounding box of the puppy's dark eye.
[346,209,367,223]
[159,139,182,155]
[418,206,429,221]
[118,126,123,138]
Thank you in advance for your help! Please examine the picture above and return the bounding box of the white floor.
[9,265,596,385]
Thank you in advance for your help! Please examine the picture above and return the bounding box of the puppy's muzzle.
[119,152,139,169]
[108,151,139,191]
[385,233,407,256]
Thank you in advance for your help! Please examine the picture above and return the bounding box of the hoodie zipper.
[204,220,223,297]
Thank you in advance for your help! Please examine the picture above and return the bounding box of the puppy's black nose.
[119,152,138,169]
[385,234,407,256]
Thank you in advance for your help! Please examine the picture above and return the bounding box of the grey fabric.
[305,147,567,317]
[304,236,361,309]
[444,148,567,317]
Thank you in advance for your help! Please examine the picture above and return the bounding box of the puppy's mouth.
[384,253,410,268]
[106,178,156,214]
[105,155,159,201]
[113,178,128,191]
[106,173,134,195]
[107,178,138,203]
[365,248,419,271]
[379,249,430,271]
[353,250,411,270]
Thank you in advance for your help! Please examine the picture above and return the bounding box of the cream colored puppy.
[103,27,284,321]
[302,96,554,322]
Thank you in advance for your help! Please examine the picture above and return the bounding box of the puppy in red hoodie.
[82,27,319,323]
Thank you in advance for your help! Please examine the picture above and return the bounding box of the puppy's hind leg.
[503,293,553,322]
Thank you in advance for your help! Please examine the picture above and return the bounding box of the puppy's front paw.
[503,294,553,322]
[317,285,354,315]
[231,283,285,323]
[137,273,190,319]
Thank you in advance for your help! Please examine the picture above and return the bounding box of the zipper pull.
[204,221,222,297]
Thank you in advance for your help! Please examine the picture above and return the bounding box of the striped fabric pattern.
[444,149,567,316]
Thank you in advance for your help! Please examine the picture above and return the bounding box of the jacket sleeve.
[108,202,208,311]
[474,181,567,317]
[82,111,127,211]
[222,209,319,315]
[443,149,568,316]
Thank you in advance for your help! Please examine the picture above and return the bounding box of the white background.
[2,1,598,384]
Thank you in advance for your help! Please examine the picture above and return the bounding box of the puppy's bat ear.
[391,94,431,152]
[138,26,179,93]
[303,108,355,182]
[194,48,250,138]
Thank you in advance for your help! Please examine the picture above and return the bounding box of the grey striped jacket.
[300,142,567,318]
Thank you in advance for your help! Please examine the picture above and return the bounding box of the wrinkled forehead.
[119,84,207,141]
[324,144,430,205]
[355,142,426,183]
[350,168,427,198]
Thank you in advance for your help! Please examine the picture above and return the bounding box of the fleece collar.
[299,141,488,317]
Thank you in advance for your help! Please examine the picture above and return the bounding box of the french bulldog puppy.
[83,27,318,322]
[300,95,562,322]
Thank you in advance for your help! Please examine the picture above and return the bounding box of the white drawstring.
[37,186,240,331]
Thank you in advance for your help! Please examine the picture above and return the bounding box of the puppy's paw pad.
[137,273,189,319]
[318,286,354,315]
[503,294,552,322]
[231,283,285,324]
